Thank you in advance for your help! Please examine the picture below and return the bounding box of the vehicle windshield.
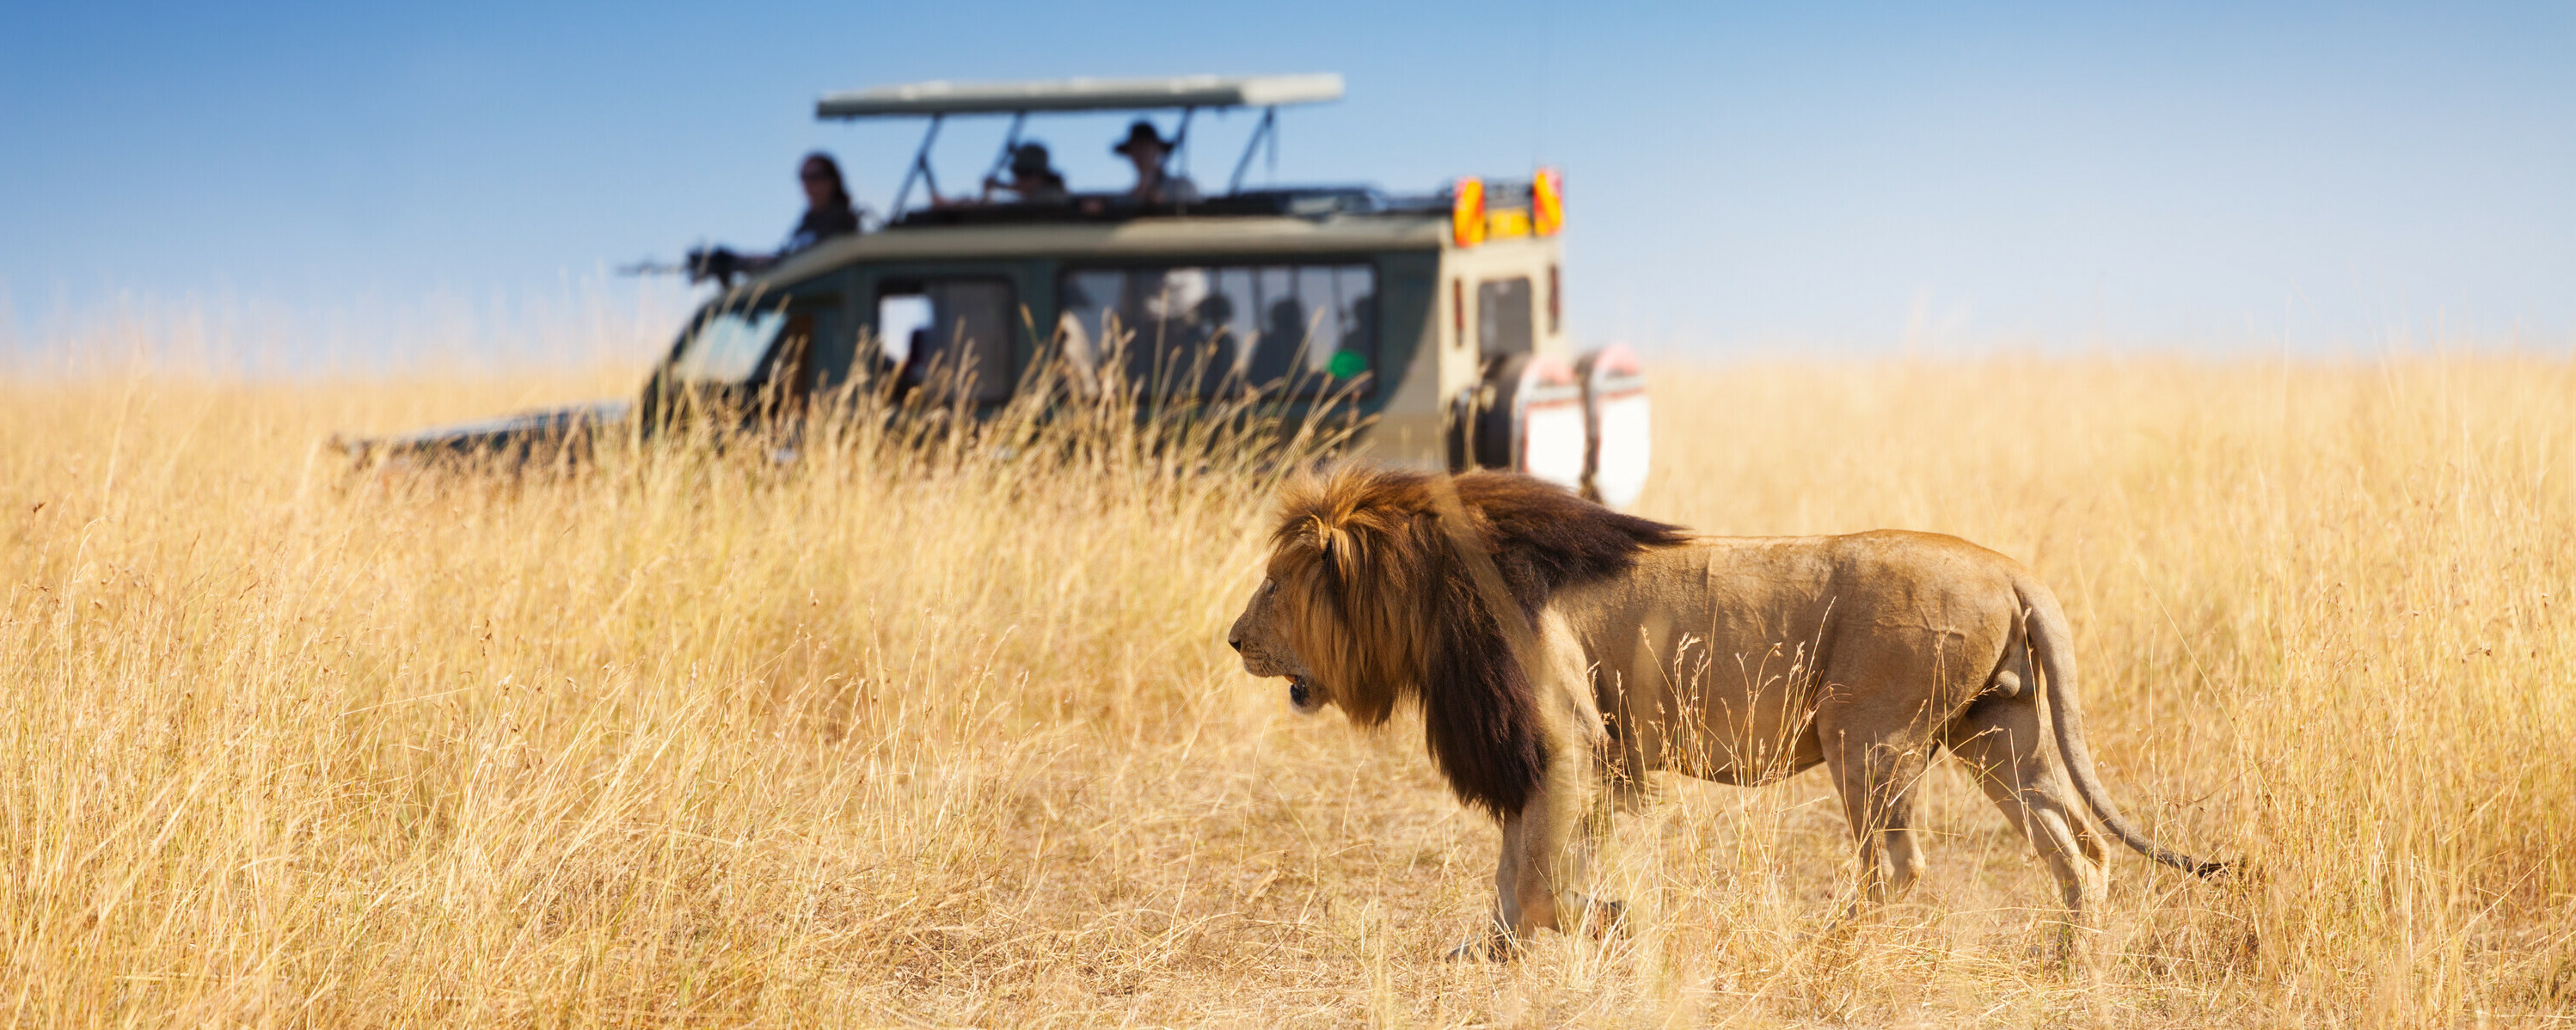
[670,308,787,384]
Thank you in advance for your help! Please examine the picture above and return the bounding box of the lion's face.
[1228,575,1330,714]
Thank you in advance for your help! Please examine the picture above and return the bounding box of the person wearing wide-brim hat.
[1113,120,1200,204]
[984,141,1069,205]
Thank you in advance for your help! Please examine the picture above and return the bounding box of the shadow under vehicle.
[342,73,1652,507]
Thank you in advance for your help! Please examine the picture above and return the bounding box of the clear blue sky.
[3,1,2570,359]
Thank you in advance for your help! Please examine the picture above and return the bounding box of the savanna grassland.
[4,350,2573,1027]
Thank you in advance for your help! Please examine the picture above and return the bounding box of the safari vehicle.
[347,73,1652,508]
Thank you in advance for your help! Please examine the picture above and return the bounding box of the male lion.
[1227,466,2223,963]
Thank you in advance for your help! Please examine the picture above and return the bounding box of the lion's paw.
[1577,897,1628,939]
[1445,932,1518,962]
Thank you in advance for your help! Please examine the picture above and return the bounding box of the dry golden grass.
[4,351,2573,1027]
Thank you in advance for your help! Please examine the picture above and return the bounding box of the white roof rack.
[817,73,1343,119]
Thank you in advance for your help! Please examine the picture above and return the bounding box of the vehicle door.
[864,267,1030,408]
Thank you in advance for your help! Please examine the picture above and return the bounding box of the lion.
[1227,465,2223,963]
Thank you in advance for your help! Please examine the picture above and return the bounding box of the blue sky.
[3,1,2570,360]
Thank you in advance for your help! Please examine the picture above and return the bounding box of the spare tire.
[1450,353,1588,494]
[1573,344,1652,510]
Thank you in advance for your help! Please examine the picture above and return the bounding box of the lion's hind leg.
[1818,718,1935,921]
[1942,691,2110,970]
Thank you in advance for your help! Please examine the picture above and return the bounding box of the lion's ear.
[1318,522,1373,592]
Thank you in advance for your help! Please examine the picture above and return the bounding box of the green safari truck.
[348,73,1652,508]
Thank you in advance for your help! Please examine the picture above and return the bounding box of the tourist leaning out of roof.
[689,152,862,284]
[1113,120,1199,204]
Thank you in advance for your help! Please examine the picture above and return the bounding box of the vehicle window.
[672,308,787,384]
[876,295,932,367]
[1478,277,1534,357]
[1058,263,1377,397]
[879,279,1016,403]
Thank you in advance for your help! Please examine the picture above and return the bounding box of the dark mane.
[1446,470,1693,616]
[1267,466,1688,816]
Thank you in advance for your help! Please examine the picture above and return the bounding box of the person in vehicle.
[689,152,863,285]
[784,152,862,249]
[983,143,1070,205]
[1113,120,1200,204]
[1248,296,1307,384]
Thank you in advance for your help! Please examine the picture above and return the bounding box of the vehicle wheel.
[1449,353,1588,494]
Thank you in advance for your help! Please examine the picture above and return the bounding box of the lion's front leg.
[1448,813,1539,960]
[1450,795,1574,959]
[1503,799,1573,938]
[1450,800,1627,959]
[1463,736,1606,951]
[1449,610,1610,961]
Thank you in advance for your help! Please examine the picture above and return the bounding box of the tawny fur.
[1228,465,2222,963]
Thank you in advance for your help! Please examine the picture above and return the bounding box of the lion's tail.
[2018,578,2229,880]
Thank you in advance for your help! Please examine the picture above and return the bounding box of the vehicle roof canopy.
[816,73,1343,119]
